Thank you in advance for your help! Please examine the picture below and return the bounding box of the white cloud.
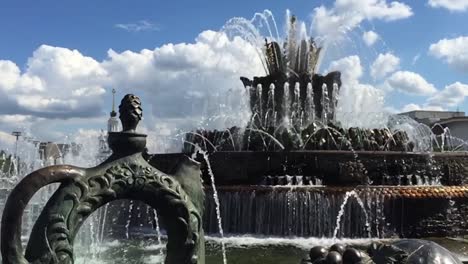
[0,114,34,125]
[428,0,468,11]
[428,81,468,108]
[312,0,413,41]
[327,55,363,82]
[401,103,421,112]
[412,53,421,65]
[0,30,263,142]
[362,30,379,46]
[0,60,21,91]
[429,36,468,72]
[401,103,444,112]
[0,130,15,151]
[385,71,437,95]
[327,56,386,127]
[334,0,413,20]
[104,30,263,128]
[115,20,160,32]
[0,45,108,119]
[370,53,400,80]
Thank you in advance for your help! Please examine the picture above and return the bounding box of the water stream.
[332,190,371,239]
[192,147,228,264]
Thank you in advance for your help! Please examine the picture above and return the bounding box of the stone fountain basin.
[149,151,468,186]
[145,151,468,238]
[200,185,468,238]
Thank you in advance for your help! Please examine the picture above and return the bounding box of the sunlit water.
[72,236,468,264]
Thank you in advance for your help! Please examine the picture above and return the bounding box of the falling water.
[283,82,291,125]
[257,84,263,120]
[267,84,276,127]
[331,83,339,121]
[286,10,297,76]
[293,82,301,127]
[99,204,109,245]
[89,217,97,259]
[332,191,371,239]
[193,148,228,264]
[153,209,163,256]
[205,188,385,238]
[306,82,315,125]
[125,200,134,239]
[245,128,286,150]
[321,83,329,124]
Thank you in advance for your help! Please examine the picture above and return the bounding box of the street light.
[11,131,22,158]
[11,131,22,176]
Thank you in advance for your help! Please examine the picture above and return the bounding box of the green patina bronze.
[1,94,205,264]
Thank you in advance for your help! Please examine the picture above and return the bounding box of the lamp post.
[11,131,22,158]
[11,131,22,176]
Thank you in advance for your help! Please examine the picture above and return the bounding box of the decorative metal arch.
[1,94,205,264]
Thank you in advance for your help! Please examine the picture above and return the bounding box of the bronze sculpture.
[1,94,205,264]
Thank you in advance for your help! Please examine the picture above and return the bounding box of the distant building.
[108,88,120,133]
[97,88,120,162]
[399,110,465,125]
[399,110,468,150]
[0,151,17,178]
[38,141,81,165]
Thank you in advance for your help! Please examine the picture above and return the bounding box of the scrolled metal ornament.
[1,94,205,264]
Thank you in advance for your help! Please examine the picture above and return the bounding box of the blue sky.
[0,0,467,146]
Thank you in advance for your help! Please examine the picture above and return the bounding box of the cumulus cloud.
[104,30,263,128]
[327,55,363,82]
[0,30,263,142]
[428,82,468,108]
[401,103,444,112]
[312,0,413,41]
[385,71,437,95]
[429,36,468,72]
[0,45,107,119]
[362,30,380,46]
[399,82,468,113]
[0,130,15,151]
[327,55,386,127]
[115,20,160,32]
[428,0,468,11]
[370,53,400,80]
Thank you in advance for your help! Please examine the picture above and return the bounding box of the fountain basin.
[149,151,468,186]
[135,151,468,239]
[203,185,468,238]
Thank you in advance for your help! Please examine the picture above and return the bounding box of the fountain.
[1,10,468,264]
[139,14,468,240]
[62,12,468,263]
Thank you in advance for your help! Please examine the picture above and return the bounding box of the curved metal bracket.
[1,94,205,264]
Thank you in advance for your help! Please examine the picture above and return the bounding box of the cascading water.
[332,191,371,239]
[267,84,275,127]
[283,82,291,126]
[125,200,134,239]
[305,82,315,125]
[292,82,301,127]
[331,83,339,121]
[204,187,387,238]
[193,147,228,264]
[153,209,163,256]
[256,84,263,122]
[321,83,329,124]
